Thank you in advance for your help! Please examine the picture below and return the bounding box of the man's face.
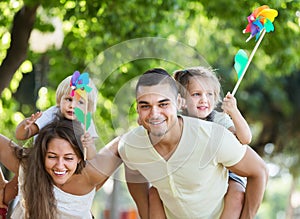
[136,83,179,138]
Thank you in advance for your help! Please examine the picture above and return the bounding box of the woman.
[0,117,121,219]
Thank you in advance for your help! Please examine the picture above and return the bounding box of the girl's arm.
[222,92,252,144]
[15,112,42,140]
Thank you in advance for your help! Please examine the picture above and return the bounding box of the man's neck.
[151,117,183,161]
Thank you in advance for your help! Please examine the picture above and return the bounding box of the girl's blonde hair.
[173,66,222,106]
[55,75,98,113]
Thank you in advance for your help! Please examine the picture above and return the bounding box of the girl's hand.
[221,92,238,116]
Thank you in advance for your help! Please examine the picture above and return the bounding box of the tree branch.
[0,4,39,94]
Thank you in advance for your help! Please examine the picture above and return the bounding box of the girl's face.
[59,94,86,120]
[185,76,216,119]
[45,138,81,187]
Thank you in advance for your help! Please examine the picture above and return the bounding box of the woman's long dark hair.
[20,116,85,219]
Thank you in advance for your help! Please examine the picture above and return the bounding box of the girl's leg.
[220,179,245,219]
[149,186,166,219]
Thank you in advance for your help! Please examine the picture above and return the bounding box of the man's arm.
[125,165,149,219]
[228,146,268,219]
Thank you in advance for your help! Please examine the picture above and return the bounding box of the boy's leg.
[149,186,166,219]
[0,168,7,219]
[220,173,246,219]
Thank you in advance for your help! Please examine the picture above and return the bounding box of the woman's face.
[45,138,81,187]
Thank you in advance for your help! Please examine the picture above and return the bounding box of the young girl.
[149,66,252,219]
[0,117,121,219]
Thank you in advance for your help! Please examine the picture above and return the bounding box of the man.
[118,68,268,218]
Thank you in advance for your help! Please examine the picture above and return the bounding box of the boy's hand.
[24,111,43,130]
[221,92,238,116]
[81,132,96,160]
[81,132,94,149]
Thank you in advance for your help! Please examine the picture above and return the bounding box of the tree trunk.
[0,4,39,94]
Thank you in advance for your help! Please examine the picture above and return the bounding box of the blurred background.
[0,0,299,218]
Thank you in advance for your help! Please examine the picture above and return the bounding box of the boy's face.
[185,76,216,119]
[59,94,86,120]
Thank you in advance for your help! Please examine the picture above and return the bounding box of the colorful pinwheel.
[70,71,92,101]
[70,71,92,131]
[243,5,278,42]
[232,5,278,96]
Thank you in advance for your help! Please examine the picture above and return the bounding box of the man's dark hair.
[136,68,178,96]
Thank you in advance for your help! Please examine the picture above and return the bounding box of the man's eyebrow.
[158,98,170,103]
[137,101,149,105]
[137,98,170,105]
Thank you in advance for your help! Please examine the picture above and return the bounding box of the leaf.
[234,49,248,79]
[74,108,85,124]
[85,112,92,130]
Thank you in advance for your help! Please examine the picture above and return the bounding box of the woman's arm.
[0,134,20,173]
[86,137,122,187]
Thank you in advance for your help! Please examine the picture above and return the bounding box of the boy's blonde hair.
[173,66,222,106]
[55,75,98,113]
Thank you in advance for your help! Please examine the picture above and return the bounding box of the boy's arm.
[15,112,42,140]
[228,146,268,219]
[222,92,252,144]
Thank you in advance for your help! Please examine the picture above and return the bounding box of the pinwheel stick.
[83,100,88,160]
[232,29,266,96]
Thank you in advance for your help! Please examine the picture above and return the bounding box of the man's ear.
[177,94,186,111]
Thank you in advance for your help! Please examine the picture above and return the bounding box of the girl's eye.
[47,155,56,159]
[66,97,72,102]
[191,93,200,97]
[78,100,85,105]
